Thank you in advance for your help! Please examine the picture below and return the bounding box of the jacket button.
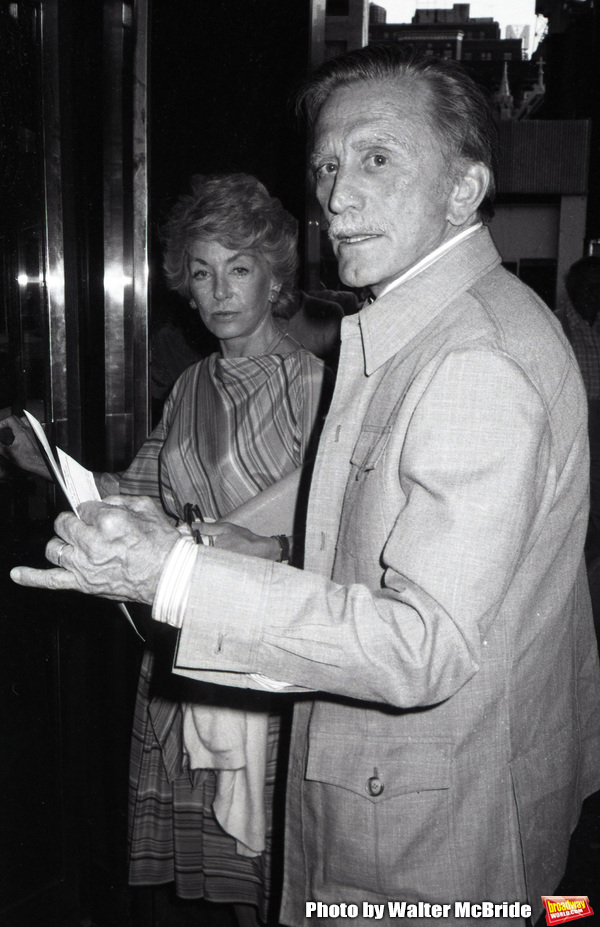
[367,775,384,796]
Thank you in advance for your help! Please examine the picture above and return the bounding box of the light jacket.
[173,227,600,926]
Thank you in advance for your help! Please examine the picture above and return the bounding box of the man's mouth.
[337,233,380,245]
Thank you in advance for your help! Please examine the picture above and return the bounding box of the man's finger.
[54,509,91,547]
[56,503,134,550]
[104,493,154,509]
[77,495,164,523]
[10,565,79,591]
[46,536,70,568]
[72,499,114,523]
[78,495,132,515]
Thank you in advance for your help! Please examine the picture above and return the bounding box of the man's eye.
[316,162,337,178]
[369,154,387,168]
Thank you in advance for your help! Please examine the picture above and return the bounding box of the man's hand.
[11,495,180,604]
[199,520,281,560]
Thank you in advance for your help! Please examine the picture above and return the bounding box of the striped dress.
[119,348,326,919]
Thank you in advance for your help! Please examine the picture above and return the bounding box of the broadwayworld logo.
[542,897,594,925]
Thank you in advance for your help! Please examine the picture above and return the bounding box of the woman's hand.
[198,520,281,561]
[0,412,52,479]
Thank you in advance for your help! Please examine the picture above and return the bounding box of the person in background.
[150,285,353,403]
[559,254,600,646]
[12,49,600,927]
[4,172,328,927]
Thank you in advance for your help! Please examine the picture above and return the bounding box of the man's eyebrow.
[351,131,410,151]
[310,131,410,165]
[309,132,397,156]
[309,150,334,167]
[355,131,399,144]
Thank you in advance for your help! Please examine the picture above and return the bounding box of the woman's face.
[187,239,279,356]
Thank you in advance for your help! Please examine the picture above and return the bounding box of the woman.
[123,173,329,925]
[4,174,328,925]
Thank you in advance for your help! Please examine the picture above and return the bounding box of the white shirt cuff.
[153,536,199,628]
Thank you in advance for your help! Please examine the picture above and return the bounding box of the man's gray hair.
[296,45,498,219]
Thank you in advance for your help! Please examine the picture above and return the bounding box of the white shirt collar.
[375,222,483,302]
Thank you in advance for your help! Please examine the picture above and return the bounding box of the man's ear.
[446,162,490,226]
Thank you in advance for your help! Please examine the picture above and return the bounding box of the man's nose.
[327,166,363,215]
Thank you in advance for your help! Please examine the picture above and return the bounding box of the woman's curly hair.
[161,173,299,316]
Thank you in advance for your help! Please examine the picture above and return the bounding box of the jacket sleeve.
[173,349,551,707]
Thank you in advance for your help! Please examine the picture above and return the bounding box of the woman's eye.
[191,269,209,280]
[232,266,250,276]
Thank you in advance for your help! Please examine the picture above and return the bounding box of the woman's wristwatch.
[272,534,290,563]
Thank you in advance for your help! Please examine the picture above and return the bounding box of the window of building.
[325,40,348,59]
[463,51,472,60]
[517,259,557,310]
[481,51,492,60]
[326,0,349,15]
[503,52,513,60]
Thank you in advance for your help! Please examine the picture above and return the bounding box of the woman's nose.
[213,275,232,300]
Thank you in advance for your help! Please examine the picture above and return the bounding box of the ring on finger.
[57,541,68,569]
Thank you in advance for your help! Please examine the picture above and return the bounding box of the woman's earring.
[189,299,197,309]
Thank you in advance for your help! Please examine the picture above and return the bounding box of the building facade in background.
[313,0,596,310]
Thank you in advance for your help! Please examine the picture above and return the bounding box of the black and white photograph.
[1,2,599,926]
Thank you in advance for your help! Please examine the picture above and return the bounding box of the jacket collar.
[356,226,501,376]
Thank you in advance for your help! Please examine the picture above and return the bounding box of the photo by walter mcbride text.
[305,902,534,920]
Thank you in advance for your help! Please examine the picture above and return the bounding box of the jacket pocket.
[303,731,457,898]
[349,425,391,477]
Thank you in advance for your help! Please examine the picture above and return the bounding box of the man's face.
[311,78,460,296]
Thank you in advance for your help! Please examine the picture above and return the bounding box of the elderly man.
[12,48,600,925]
